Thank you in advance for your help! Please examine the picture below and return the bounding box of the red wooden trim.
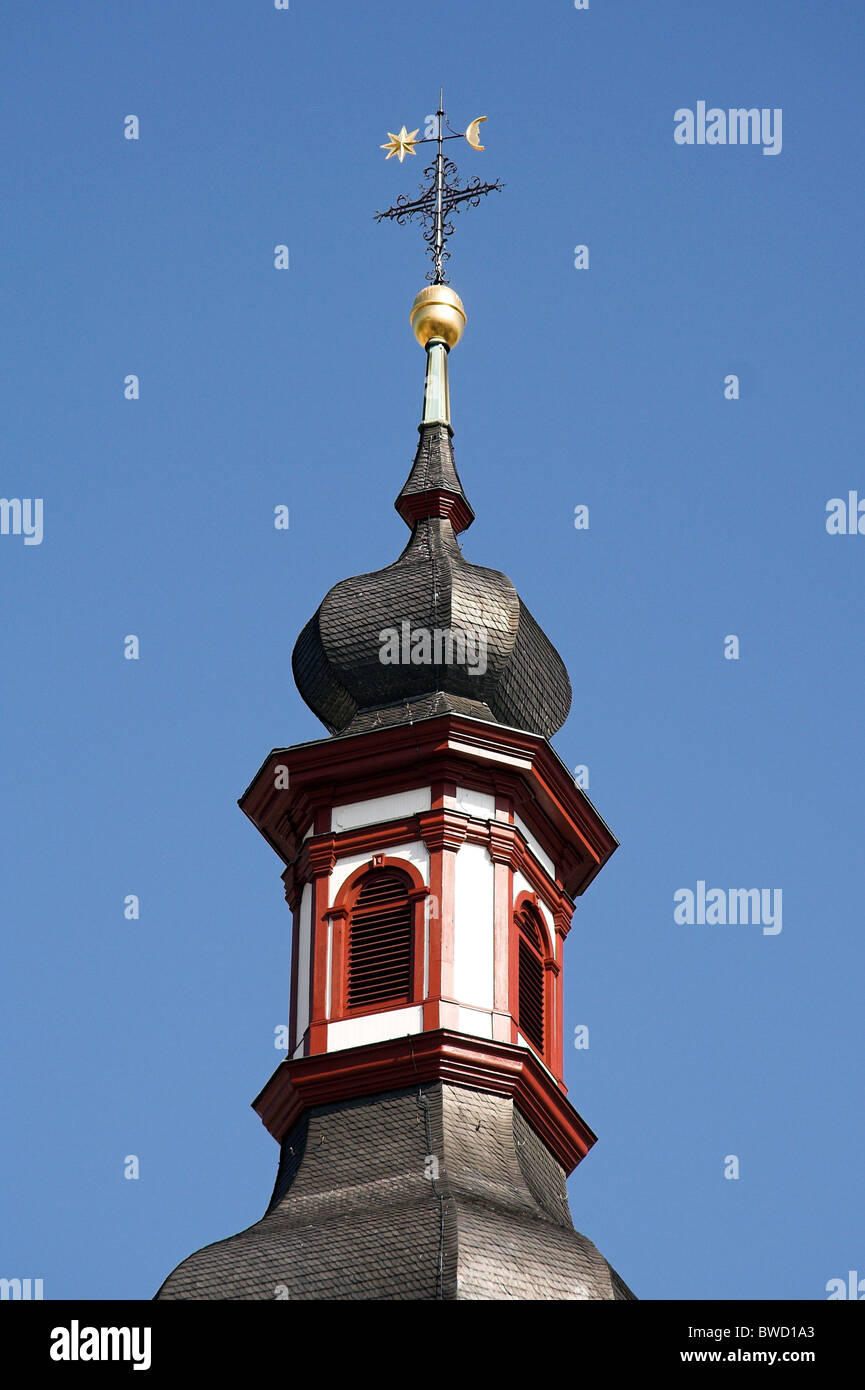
[282,862,302,915]
[489,818,518,1028]
[439,847,456,999]
[418,808,469,853]
[488,821,520,868]
[327,814,424,858]
[252,1030,593,1175]
[418,808,466,1019]
[509,899,520,1048]
[410,890,426,1004]
[492,854,511,1020]
[284,873,300,1056]
[294,813,577,937]
[239,713,617,900]
[395,488,474,534]
[514,891,554,958]
[306,835,335,1053]
[430,779,457,810]
[327,908,348,1020]
[325,856,429,1028]
[424,843,444,1030]
[331,858,426,910]
[329,855,427,913]
[512,892,556,1074]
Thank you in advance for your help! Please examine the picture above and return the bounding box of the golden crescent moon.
[465,116,487,151]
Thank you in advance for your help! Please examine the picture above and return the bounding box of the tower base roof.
[156,1082,635,1301]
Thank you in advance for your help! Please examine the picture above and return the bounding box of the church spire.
[157,97,634,1303]
[290,98,571,740]
[375,94,501,430]
[393,283,474,531]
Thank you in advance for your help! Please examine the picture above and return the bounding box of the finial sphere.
[410,285,466,349]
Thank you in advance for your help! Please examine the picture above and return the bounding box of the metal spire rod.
[433,92,445,279]
[376,94,503,284]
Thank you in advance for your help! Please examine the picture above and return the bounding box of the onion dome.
[292,286,572,740]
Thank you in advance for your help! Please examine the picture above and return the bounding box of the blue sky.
[2,0,863,1300]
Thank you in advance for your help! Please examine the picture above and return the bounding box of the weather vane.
[375,92,503,284]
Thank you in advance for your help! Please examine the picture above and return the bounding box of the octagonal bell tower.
[157,102,634,1301]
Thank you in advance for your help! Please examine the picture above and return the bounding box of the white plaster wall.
[445,786,496,821]
[514,812,556,881]
[295,882,312,1043]
[456,1006,494,1040]
[331,787,430,834]
[329,840,429,904]
[327,1005,424,1052]
[453,841,494,1011]
[513,869,533,908]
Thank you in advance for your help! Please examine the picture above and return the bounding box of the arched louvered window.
[347,869,414,1011]
[517,907,545,1054]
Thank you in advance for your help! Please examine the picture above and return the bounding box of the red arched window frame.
[511,892,558,1067]
[325,856,428,1020]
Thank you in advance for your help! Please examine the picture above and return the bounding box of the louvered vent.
[518,913,545,1053]
[348,870,413,1010]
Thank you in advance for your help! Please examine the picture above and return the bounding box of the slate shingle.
[156,1084,635,1301]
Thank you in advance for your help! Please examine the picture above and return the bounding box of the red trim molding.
[395,489,474,534]
[252,1029,597,1175]
[511,892,559,1071]
[239,713,618,901]
[325,855,428,1021]
[288,809,577,939]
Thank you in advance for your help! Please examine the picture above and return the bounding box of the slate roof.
[156,1083,635,1301]
[292,424,572,740]
[394,420,475,525]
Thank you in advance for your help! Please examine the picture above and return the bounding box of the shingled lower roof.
[156,1083,635,1301]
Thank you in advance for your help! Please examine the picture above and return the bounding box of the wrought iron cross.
[375,93,503,284]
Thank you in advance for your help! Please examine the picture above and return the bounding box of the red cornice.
[306,836,336,877]
[239,714,617,900]
[251,1029,597,1175]
[418,808,469,853]
[487,821,521,868]
[395,488,474,534]
[286,809,577,935]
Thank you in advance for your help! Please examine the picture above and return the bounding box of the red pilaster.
[306,836,336,1055]
[489,811,518,1045]
[282,867,302,1055]
[553,906,571,1078]
[419,808,468,1029]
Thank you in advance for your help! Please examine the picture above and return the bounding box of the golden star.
[381,125,420,162]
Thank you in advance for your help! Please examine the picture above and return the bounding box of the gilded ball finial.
[410,285,466,350]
